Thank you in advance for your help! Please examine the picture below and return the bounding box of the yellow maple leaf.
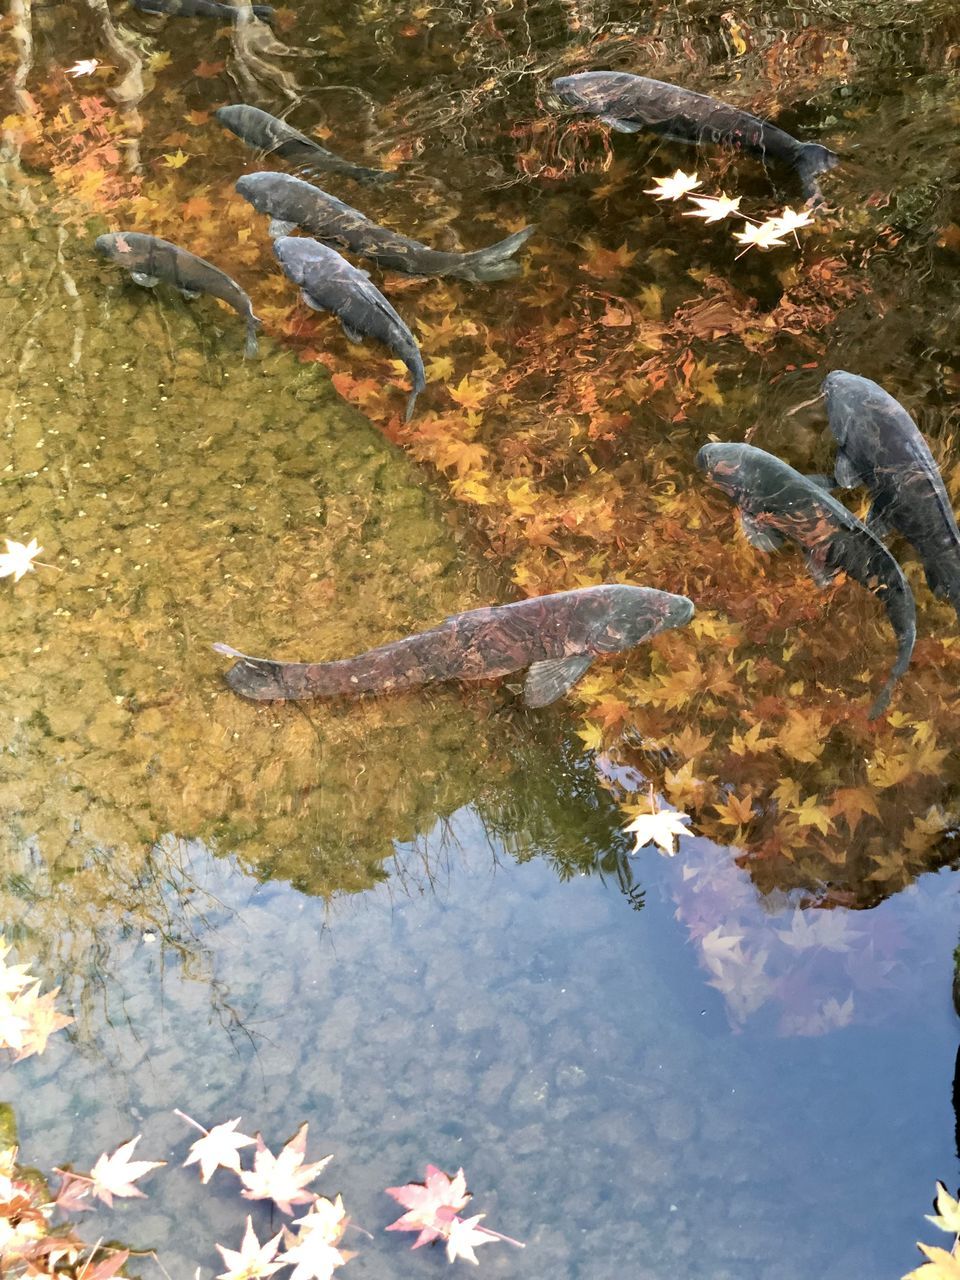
[787,794,833,836]
[926,1183,960,1236]
[576,721,604,751]
[448,376,491,411]
[903,1241,960,1280]
[148,50,173,72]
[162,149,190,169]
[425,355,455,381]
[713,791,755,828]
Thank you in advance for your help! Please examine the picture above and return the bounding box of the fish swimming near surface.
[95,232,261,358]
[215,105,393,185]
[553,71,838,202]
[824,370,960,623]
[696,441,916,718]
[235,172,536,282]
[273,236,425,420]
[213,584,695,705]
[132,0,275,20]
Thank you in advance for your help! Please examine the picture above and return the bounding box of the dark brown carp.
[94,232,260,358]
[824,370,960,622]
[215,105,393,186]
[274,236,425,420]
[235,172,536,282]
[214,584,695,705]
[553,71,838,203]
[132,0,274,20]
[697,442,916,718]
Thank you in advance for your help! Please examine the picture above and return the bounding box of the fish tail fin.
[796,142,839,201]
[243,310,263,359]
[404,361,426,421]
[456,226,536,283]
[869,580,917,718]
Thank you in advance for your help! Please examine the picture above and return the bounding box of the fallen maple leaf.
[15,985,74,1059]
[682,193,742,223]
[927,1183,960,1235]
[216,1216,283,1280]
[623,808,692,856]
[182,1116,255,1184]
[644,170,701,201]
[89,1136,165,1207]
[903,1241,960,1280]
[281,1198,349,1280]
[66,59,99,78]
[239,1125,332,1215]
[194,59,226,78]
[445,1214,495,1266]
[385,1165,470,1247]
[162,149,190,169]
[0,537,42,582]
[769,206,816,237]
[733,219,788,256]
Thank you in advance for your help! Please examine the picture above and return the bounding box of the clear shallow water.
[6,826,960,1280]
[3,0,960,1277]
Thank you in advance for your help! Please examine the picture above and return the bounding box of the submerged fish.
[235,172,535,282]
[553,71,838,202]
[274,236,425,420]
[214,584,695,705]
[132,0,274,19]
[824,370,960,622]
[696,441,916,718]
[95,232,260,358]
[215,105,393,185]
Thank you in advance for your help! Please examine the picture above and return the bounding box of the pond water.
[2,0,960,1278]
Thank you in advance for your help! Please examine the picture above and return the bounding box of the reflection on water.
[6,829,960,1280]
[4,0,960,1276]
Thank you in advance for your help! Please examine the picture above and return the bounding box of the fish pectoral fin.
[523,654,594,708]
[833,450,862,489]
[130,271,160,288]
[178,288,201,301]
[340,319,365,343]
[299,289,325,312]
[740,512,784,552]
[803,551,839,589]
[599,113,643,133]
[268,218,298,239]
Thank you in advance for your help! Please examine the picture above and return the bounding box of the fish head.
[552,71,624,113]
[94,233,122,260]
[587,584,694,652]
[235,172,278,213]
[214,105,247,138]
[695,441,755,500]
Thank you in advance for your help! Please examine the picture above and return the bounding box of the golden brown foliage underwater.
[3,0,960,1040]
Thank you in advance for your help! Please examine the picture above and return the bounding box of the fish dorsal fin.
[834,450,862,489]
[741,511,785,552]
[803,550,839,589]
[524,654,593,708]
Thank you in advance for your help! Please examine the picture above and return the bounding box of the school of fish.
[91,6,960,719]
